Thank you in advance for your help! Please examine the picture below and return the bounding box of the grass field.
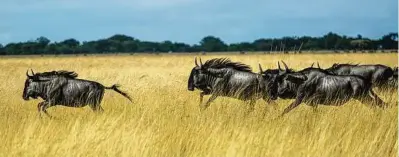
[0,53,397,157]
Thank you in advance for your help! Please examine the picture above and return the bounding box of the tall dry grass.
[0,53,397,157]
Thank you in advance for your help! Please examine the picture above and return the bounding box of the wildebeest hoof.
[199,106,208,112]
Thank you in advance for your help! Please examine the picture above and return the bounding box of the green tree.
[357,34,363,40]
[200,36,227,52]
[253,39,273,51]
[58,38,80,54]
[21,41,41,54]
[380,33,398,49]
[36,37,50,46]
[227,43,240,51]
[159,40,174,52]
[60,38,80,48]
[45,43,59,54]
[122,40,139,52]
[4,43,23,55]
[108,34,135,42]
[35,36,51,53]
[137,41,159,52]
[107,34,136,52]
[173,42,190,52]
[188,44,202,52]
[94,39,112,53]
[323,32,342,49]
[350,39,371,51]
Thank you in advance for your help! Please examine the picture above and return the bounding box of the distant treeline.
[0,32,397,55]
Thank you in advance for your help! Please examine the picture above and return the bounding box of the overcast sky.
[0,0,397,45]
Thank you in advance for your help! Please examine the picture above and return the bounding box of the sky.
[0,0,397,45]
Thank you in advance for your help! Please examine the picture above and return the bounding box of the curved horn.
[281,60,289,71]
[194,57,198,66]
[30,69,35,76]
[26,69,30,77]
[199,57,203,66]
[310,63,314,68]
[258,64,263,73]
[278,61,282,71]
[317,62,321,69]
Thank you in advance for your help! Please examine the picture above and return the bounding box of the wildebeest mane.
[202,58,252,72]
[331,62,360,68]
[34,70,78,79]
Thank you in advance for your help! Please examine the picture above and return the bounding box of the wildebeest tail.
[105,84,133,102]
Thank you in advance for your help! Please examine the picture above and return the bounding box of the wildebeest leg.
[38,102,53,118]
[358,90,387,108]
[89,93,105,113]
[265,99,278,109]
[89,97,104,113]
[99,106,104,112]
[369,90,388,108]
[262,99,277,116]
[37,102,45,118]
[281,96,304,116]
[312,105,318,112]
[89,105,104,113]
[200,95,217,111]
[248,100,256,112]
[199,90,211,104]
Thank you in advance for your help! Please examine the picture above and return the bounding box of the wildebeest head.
[276,72,308,98]
[261,61,294,77]
[188,57,253,91]
[188,57,207,91]
[260,61,295,99]
[23,69,51,100]
[258,64,278,100]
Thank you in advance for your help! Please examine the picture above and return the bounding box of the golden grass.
[0,53,397,157]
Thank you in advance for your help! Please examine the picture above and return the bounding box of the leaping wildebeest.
[23,70,133,118]
[187,57,277,111]
[325,63,394,89]
[268,61,387,116]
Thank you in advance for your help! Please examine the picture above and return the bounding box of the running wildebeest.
[187,57,277,111]
[23,70,133,118]
[261,61,321,99]
[272,62,387,116]
[325,63,394,89]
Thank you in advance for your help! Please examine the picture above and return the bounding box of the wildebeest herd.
[187,58,398,116]
[23,57,398,118]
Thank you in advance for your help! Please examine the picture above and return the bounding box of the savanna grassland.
[0,53,397,157]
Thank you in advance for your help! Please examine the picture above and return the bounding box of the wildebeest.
[325,63,394,89]
[23,70,133,117]
[187,57,277,111]
[272,63,387,115]
[261,61,327,99]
